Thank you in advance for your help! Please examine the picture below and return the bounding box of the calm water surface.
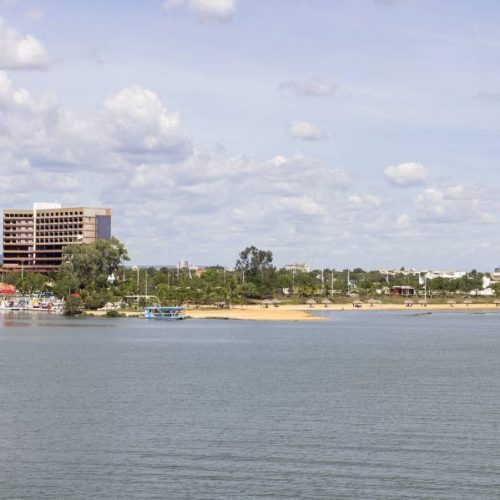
[1,311,499,498]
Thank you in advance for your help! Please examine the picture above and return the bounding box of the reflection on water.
[1,312,499,498]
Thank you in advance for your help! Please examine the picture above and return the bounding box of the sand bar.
[186,302,500,320]
[85,302,500,320]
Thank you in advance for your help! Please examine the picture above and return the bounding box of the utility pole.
[132,265,139,292]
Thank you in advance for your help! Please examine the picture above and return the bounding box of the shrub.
[105,309,123,318]
[64,297,84,316]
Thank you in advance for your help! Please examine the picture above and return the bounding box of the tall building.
[2,203,111,274]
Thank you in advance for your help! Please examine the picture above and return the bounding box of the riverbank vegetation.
[1,242,499,311]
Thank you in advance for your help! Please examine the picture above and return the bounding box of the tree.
[235,246,274,279]
[57,237,129,292]
[64,297,84,316]
[235,246,275,298]
[15,273,47,294]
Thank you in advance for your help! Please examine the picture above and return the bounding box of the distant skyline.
[1,0,499,268]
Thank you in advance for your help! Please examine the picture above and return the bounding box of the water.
[1,311,499,498]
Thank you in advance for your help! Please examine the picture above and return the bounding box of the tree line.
[1,241,498,313]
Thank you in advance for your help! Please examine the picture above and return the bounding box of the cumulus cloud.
[92,149,358,261]
[384,162,427,187]
[3,72,497,268]
[271,196,327,216]
[0,18,49,69]
[279,79,334,97]
[0,152,78,203]
[288,119,326,141]
[0,73,192,169]
[415,184,496,224]
[103,85,192,161]
[394,213,410,229]
[348,194,381,207]
[163,0,235,21]
[0,74,359,262]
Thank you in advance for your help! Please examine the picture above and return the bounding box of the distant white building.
[285,263,311,273]
[491,268,500,283]
[380,269,467,280]
[423,270,466,280]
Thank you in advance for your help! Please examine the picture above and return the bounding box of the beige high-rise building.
[2,203,111,274]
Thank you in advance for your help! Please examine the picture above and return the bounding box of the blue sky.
[1,0,499,269]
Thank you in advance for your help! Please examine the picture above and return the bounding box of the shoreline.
[185,303,500,321]
[81,303,500,321]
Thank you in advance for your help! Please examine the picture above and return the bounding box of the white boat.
[0,294,63,313]
[144,306,186,320]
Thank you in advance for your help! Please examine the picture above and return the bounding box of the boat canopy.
[145,306,184,312]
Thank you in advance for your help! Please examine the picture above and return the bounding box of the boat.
[0,293,64,313]
[144,306,186,320]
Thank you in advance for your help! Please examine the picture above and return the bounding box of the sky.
[1,0,499,269]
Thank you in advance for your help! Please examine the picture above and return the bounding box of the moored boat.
[0,294,63,313]
[144,306,186,320]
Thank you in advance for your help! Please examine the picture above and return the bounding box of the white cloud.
[0,73,192,169]
[103,85,192,161]
[0,18,49,69]
[415,184,496,224]
[163,0,235,21]
[271,196,328,216]
[269,155,287,167]
[395,213,410,229]
[1,72,498,268]
[288,119,326,141]
[92,148,358,263]
[0,152,78,201]
[384,162,427,187]
[348,194,381,207]
[279,79,334,97]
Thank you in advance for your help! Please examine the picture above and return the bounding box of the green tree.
[64,297,84,316]
[235,246,275,298]
[235,246,274,280]
[57,237,129,292]
[15,273,47,294]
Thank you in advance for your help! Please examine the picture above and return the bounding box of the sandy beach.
[185,302,500,320]
[86,302,500,320]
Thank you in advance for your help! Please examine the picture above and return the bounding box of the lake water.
[1,311,499,498]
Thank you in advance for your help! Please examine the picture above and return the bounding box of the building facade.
[2,203,111,273]
[285,263,311,273]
